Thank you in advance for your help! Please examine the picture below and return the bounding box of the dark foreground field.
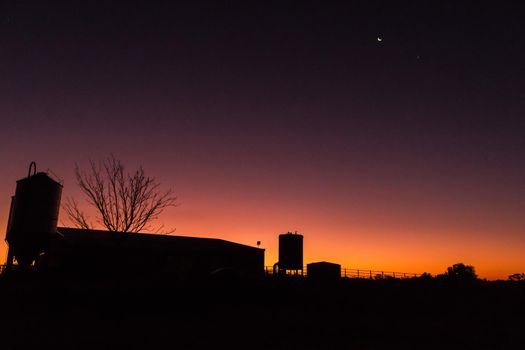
[0,273,524,350]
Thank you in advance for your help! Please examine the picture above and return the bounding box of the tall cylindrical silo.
[278,232,303,271]
[6,170,63,267]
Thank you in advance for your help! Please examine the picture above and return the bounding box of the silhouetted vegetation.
[419,272,433,279]
[508,273,525,281]
[64,155,177,233]
[442,263,478,283]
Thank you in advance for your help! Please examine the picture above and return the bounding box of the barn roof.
[56,227,264,254]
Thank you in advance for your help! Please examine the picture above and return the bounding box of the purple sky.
[1,1,524,278]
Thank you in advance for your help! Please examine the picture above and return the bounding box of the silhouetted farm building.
[307,261,341,282]
[4,168,264,278]
[47,228,264,278]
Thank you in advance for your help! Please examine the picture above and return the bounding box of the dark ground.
[0,273,524,350]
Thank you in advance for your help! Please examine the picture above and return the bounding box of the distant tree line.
[417,263,478,283]
[416,263,524,283]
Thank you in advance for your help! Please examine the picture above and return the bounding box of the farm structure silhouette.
[4,165,265,279]
[2,165,525,350]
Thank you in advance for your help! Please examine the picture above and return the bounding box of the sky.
[1,1,524,279]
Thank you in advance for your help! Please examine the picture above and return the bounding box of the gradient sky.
[1,1,524,279]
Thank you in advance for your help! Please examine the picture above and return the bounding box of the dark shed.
[307,261,341,282]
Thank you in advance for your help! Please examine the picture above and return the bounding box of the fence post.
[393,272,395,278]
[382,271,384,279]
[369,270,372,279]
[357,269,360,278]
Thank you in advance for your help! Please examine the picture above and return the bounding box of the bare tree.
[64,155,177,233]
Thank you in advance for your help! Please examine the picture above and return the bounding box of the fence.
[265,266,420,279]
[0,263,420,279]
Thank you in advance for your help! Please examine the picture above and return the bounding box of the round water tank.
[6,172,63,267]
[278,232,303,270]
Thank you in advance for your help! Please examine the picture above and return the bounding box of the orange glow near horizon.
[2,165,522,281]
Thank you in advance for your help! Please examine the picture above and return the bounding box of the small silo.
[5,163,63,268]
[277,231,303,273]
